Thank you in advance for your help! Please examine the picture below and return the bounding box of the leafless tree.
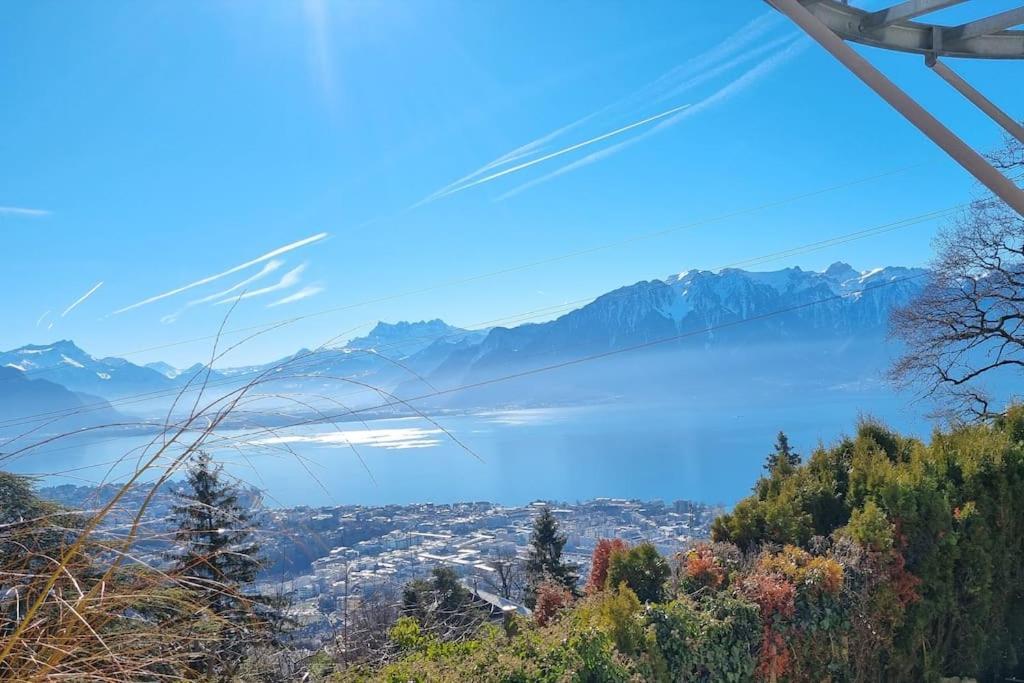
[890,135,1024,421]
[335,587,400,666]
[987,132,1024,178]
[483,547,525,601]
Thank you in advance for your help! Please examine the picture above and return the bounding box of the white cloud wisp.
[267,284,325,307]
[0,206,50,217]
[214,264,307,305]
[189,259,285,306]
[111,232,327,315]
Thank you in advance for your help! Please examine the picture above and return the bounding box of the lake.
[5,390,929,508]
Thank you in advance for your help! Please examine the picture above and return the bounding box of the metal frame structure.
[767,0,1024,216]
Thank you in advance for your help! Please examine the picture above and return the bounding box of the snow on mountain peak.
[824,261,859,280]
[18,346,52,355]
[344,319,475,359]
[664,269,709,286]
[662,263,925,302]
[0,340,181,398]
[145,361,181,379]
[351,319,456,345]
[61,354,85,368]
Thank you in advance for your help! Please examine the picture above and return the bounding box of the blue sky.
[2,0,1022,366]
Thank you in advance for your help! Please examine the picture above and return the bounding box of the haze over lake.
[14,396,928,507]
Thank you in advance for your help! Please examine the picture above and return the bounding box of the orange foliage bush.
[533,581,574,626]
[683,543,726,589]
[739,571,797,680]
[586,538,629,594]
[758,545,844,596]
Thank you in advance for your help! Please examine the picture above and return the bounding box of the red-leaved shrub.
[586,538,629,594]
[683,543,726,589]
[533,581,573,626]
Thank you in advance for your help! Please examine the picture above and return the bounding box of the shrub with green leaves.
[715,408,1024,681]
[604,542,670,603]
[644,594,759,682]
[334,411,1024,682]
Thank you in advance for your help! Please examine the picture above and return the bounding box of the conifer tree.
[765,431,800,473]
[524,506,577,607]
[0,472,78,566]
[167,451,273,679]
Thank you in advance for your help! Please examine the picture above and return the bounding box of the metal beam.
[929,59,1024,144]
[768,0,1024,217]
[944,7,1024,44]
[861,0,967,30]
[797,0,1024,58]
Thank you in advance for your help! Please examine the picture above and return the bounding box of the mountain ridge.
[1,262,926,413]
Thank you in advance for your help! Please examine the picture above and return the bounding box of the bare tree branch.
[891,135,1024,421]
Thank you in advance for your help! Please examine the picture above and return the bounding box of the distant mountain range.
[426,262,924,377]
[0,262,927,427]
[0,365,121,433]
[0,340,225,399]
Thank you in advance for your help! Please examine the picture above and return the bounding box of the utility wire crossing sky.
[1,1,1020,365]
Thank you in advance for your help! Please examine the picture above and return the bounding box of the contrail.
[35,310,51,327]
[652,32,798,107]
[268,284,325,307]
[213,264,306,305]
[429,102,691,201]
[188,259,284,306]
[413,114,603,207]
[647,39,808,136]
[0,206,49,217]
[414,11,781,209]
[159,260,287,324]
[111,232,328,315]
[61,281,104,318]
[638,11,781,99]
[497,40,807,201]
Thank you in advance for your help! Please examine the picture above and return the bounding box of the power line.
[7,163,924,386]
[0,204,951,433]
[219,273,929,438]
[7,274,925,472]
[0,302,604,431]
[0,204,952,433]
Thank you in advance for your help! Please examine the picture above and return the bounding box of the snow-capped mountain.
[419,262,926,385]
[0,263,928,417]
[0,340,176,399]
[345,319,488,357]
[209,320,490,394]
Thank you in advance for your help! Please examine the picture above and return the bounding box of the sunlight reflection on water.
[254,427,443,450]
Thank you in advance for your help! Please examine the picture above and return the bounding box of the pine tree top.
[167,451,263,591]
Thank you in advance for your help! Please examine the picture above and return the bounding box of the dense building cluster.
[37,483,718,647]
[255,498,718,642]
